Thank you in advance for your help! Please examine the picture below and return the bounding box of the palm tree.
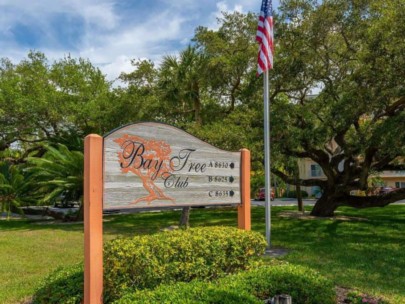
[0,162,33,219]
[159,46,208,227]
[27,144,84,219]
[159,45,207,126]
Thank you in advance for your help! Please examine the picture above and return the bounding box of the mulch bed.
[336,286,387,304]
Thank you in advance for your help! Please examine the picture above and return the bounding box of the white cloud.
[100,55,134,82]
[0,0,188,81]
[206,1,254,30]
[0,0,118,30]
[0,0,279,82]
[79,2,118,30]
[78,10,187,81]
[216,1,243,15]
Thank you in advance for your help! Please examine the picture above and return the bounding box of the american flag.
[256,0,274,75]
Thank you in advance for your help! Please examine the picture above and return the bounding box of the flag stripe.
[256,0,274,75]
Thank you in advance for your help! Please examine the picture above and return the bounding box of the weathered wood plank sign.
[103,122,241,209]
[83,122,251,304]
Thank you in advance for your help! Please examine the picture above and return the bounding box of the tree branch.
[343,188,405,208]
[373,96,405,121]
[372,155,399,171]
[281,147,312,159]
[271,168,326,187]
[339,27,357,54]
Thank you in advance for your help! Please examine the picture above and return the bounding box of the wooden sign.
[103,122,241,209]
[83,122,250,304]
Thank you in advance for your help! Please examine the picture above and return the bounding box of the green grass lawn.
[0,205,404,303]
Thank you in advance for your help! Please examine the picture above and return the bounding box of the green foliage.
[271,0,405,214]
[114,263,336,304]
[158,45,207,126]
[27,144,83,207]
[104,226,266,302]
[193,11,260,114]
[232,263,335,304]
[0,161,34,217]
[114,59,162,126]
[251,173,265,197]
[33,264,83,304]
[47,129,84,152]
[116,281,260,304]
[186,106,264,171]
[33,226,266,303]
[0,51,112,155]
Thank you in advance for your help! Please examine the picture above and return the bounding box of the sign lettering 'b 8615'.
[103,122,241,210]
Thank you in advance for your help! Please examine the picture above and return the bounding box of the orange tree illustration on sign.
[114,134,175,204]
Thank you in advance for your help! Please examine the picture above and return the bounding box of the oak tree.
[270,0,405,216]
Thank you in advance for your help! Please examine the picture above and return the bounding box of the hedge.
[114,263,336,304]
[115,281,261,304]
[32,263,84,304]
[33,226,267,303]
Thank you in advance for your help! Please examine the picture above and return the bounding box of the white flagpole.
[263,69,271,248]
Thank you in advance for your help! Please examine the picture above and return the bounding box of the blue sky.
[1,0,279,82]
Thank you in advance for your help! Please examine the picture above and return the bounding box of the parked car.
[379,187,398,195]
[256,188,275,201]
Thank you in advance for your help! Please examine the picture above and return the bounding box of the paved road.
[251,198,316,207]
[251,198,405,207]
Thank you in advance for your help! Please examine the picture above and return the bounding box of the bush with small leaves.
[33,264,83,304]
[114,263,336,304]
[33,226,267,303]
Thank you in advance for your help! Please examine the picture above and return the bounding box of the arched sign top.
[104,122,238,153]
[103,122,241,210]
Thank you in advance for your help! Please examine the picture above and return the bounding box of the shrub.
[33,226,266,303]
[103,226,267,301]
[251,173,264,197]
[33,264,83,304]
[230,263,336,304]
[115,263,336,304]
[115,281,261,304]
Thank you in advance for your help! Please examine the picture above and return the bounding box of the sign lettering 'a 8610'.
[103,123,241,210]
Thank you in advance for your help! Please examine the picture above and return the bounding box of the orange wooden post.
[238,148,251,230]
[84,134,104,304]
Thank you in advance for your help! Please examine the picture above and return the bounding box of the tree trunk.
[310,193,341,217]
[194,99,202,126]
[179,206,191,227]
[296,183,304,213]
[193,84,202,125]
[310,187,405,217]
[295,164,304,213]
[76,203,84,221]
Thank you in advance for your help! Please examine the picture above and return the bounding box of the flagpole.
[263,69,271,248]
[257,0,273,249]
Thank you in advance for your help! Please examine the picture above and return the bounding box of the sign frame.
[103,122,243,210]
[83,123,251,304]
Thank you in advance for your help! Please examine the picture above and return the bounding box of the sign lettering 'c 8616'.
[103,122,241,210]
